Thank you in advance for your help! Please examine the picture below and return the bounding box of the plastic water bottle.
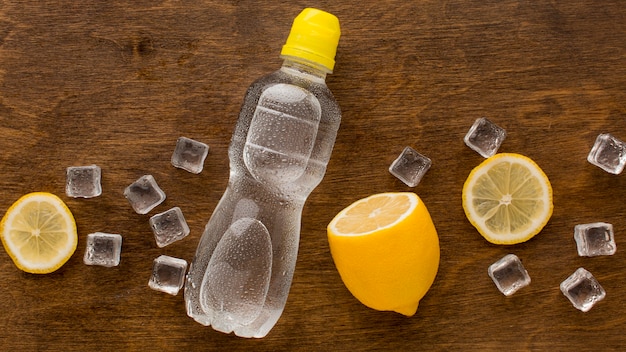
[184,8,341,338]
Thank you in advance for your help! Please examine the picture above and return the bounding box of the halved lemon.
[1,192,78,274]
[462,153,553,245]
[327,192,440,316]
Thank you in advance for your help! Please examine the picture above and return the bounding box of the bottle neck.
[279,57,329,82]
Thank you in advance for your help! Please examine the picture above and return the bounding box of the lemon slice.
[1,192,78,274]
[327,192,440,316]
[462,153,553,244]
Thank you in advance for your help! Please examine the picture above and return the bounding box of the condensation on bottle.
[244,83,322,184]
[184,8,342,338]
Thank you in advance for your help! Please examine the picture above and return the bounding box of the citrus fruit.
[462,153,553,245]
[1,192,78,274]
[327,192,439,316]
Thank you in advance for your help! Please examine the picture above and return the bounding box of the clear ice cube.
[66,165,102,198]
[464,117,506,158]
[149,207,190,248]
[149,255,188,295]
[574,222,616,257]
[488,254,531,296]
[389,146,432,187]
[560,267,605,312]
[124,174,166,214]
[171,136,209,174]
[587,133,626,174]
[83,232,122,267]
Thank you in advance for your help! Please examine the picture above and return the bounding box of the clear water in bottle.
[184,8,341,338]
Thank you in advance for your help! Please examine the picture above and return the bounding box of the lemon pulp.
[462,153,553,244]
[1,192,77,274]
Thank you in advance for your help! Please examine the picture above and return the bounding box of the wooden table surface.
[1,1,626,350]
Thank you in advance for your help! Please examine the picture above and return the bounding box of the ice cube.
[66,165,102,198]
[560,267,605,312]
[488,254,531,296]
[587,133,626,174]
[464,117,506,158]
[171,136,209,174]
[149,207,190,248]
[124,174,166,214]
[148,255,188,295]
[574,222,616,257]
[83,232,122,267]
[389,146,432,187]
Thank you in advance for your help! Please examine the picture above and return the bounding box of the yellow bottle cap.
[281,8,341,72]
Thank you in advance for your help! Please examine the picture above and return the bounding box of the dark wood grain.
[1,1,626,350]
